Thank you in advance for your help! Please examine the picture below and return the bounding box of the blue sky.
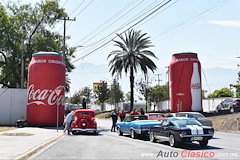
[6,0,240,96]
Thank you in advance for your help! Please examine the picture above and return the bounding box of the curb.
[14,133,65,160]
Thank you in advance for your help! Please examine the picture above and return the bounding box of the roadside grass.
[0,127,16,132]
[0,132,34,136]
[95,112,111,119]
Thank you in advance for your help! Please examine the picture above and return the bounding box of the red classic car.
[145,113,166,121]
[71,109,97,135]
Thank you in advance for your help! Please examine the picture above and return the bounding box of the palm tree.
[108,29,158,112]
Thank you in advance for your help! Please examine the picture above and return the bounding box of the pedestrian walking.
[64,111,74,135]
[111,109,118,132]
[119,110,126,122]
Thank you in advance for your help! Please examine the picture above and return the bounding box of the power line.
[62,0,69,8]
[66,0,94,30]
[69,0,85,17]
[72,0,173,63]
[73,0,143,47]
[152,0,230,40]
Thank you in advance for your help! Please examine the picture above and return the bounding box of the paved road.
[34,119,240,160]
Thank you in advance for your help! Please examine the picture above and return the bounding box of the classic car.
[116,115,161,139]
[145,113,166,121]
[149,117,214,147]
[71,109,97,135]
[168,112,212,127]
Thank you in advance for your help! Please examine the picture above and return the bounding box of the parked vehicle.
[71,109,97,135]
[168,112,212,127]
[216,98,240,113]
[149,117,214,147]
[116,115,161,139]
[145,113,166,121]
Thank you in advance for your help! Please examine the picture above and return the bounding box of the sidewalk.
[0,127,65,160]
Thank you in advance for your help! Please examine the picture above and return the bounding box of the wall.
[152,97,227,113]
[0,88,27,125]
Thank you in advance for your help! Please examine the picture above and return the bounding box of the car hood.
[116,120,160,126]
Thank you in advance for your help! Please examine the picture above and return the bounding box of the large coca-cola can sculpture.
[169,52,202,112]
[27,52,65,126]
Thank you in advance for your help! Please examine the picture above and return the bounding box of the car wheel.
[169,134,178,147]
[199,140,208,147]
[72,131,77,135]
[149,131,156,142]
[131,129,137,139]
[117,128,123,136]
[230,107,235,113]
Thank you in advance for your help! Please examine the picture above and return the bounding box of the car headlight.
[208,130,214,134]
[181,131,187,135]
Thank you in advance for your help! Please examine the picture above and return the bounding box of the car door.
[222,99,233,110]
[158,119,169,138]
[121,116,132,133]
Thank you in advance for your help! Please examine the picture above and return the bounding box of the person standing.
[111,109,118,132]
[64,107,70,117]
[130,108,139,115]
[119,110,126,122]
[64,111,74,135]
[82,98,87,109]
[140,108,145,115]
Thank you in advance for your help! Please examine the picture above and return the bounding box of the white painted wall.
[152,97,227,112]
[0,88,27,125]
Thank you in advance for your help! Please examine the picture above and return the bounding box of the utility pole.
[21,26,26,89]
[155,74,162,86]
[59,17,76,61]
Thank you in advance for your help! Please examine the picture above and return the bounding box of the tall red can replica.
[27,52,66,126]
[169,52,202,113]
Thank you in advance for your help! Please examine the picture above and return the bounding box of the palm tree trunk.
[130,67,134,112]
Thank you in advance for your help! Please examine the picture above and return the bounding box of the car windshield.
[172,119,202,127]
[176,114,187,117]
[78,112,91,116]
[149,114,164,118]
[193,113,205,119]
[126,116,148,122]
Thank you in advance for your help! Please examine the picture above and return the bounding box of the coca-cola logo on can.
[27,84,65,106]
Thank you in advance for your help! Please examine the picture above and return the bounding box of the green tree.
[135,77,150,112]
[148,84,169,111]
[80,86,92,104]
[71,91,81,104]
[108,29,158,111]
[230,71,240,98]
[95,81,109,111]
[202,90,208,99]
[0,1,75,91]
[107,78,124,107]
[70,86,92,104]
[125,92,131,102]
[208,88,234,98]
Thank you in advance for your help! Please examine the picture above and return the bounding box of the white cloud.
[208,20,240,27]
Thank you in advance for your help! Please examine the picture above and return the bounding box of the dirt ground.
[0,127,16,132]
[207,112,240,133]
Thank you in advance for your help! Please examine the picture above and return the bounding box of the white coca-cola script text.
[27,84,65,106]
